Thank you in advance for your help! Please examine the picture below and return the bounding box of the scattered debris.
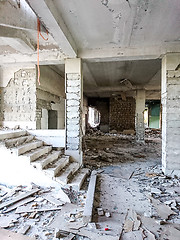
[0,228,36,240]
[15,205,62,214]
[0,188,40,210]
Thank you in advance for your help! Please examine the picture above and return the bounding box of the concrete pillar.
[65,58,83,165]
[57,99,65,129]
[161,53,180,177]
[136,89,145,141]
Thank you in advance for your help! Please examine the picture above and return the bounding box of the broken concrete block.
[88,222,97,229]
[97,207,104,216]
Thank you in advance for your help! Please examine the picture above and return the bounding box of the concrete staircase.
[0,130,89,190]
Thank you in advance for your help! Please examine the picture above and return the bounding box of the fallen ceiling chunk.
[160,226,180,240]
[123,209,141,233]
[144,227,156,240]
[148,196,177,219]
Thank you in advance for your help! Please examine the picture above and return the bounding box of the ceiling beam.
[0,26,35,53]
[79,44,180,61]
[0,0,45,32]
[1,50,65,65]
[26,0,77,58]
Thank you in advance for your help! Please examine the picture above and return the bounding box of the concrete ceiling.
[0,0,180,99]
[54,0,180,50]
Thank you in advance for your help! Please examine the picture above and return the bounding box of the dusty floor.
[0,129,179,240]
[83,130,180,239]
[83,129,161,170]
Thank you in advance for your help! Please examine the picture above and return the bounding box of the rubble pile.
[145,128,162,139]
[83,132,161,170]
[0,184,87,240]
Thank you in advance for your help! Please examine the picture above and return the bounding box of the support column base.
[162,166,180,178]
[65,149,83,166]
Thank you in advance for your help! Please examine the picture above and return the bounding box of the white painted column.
[161,53,180,177]
[65,58,83,165]
[136,89,145,141]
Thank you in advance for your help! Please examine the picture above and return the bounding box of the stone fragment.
[105,212,111,218]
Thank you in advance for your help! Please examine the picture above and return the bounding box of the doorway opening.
[88,107,101,128]
[48,110,58,129]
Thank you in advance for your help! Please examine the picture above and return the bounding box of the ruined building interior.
[0,0,180,239]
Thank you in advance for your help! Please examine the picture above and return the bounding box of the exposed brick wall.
[109,97,135,131]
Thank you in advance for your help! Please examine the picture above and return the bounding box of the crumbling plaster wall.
[0,66,65,129]
[110,97,135,132]
[0,68,36,129]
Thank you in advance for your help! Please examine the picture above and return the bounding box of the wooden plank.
[0,188,40,210]
[43,194,65,206]
[15,206,62,214]
[83,170,97,223]
[0,228,35,240]
[4,197,36,213]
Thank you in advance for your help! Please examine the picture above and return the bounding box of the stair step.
[55,162,80,185]
[15,140,43,155]
[25,146,52,162]
[69,168,90,191]
[32,151,62,170]
[0,130,27,140]
[44,156,70,178]
[5,135,34,148]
